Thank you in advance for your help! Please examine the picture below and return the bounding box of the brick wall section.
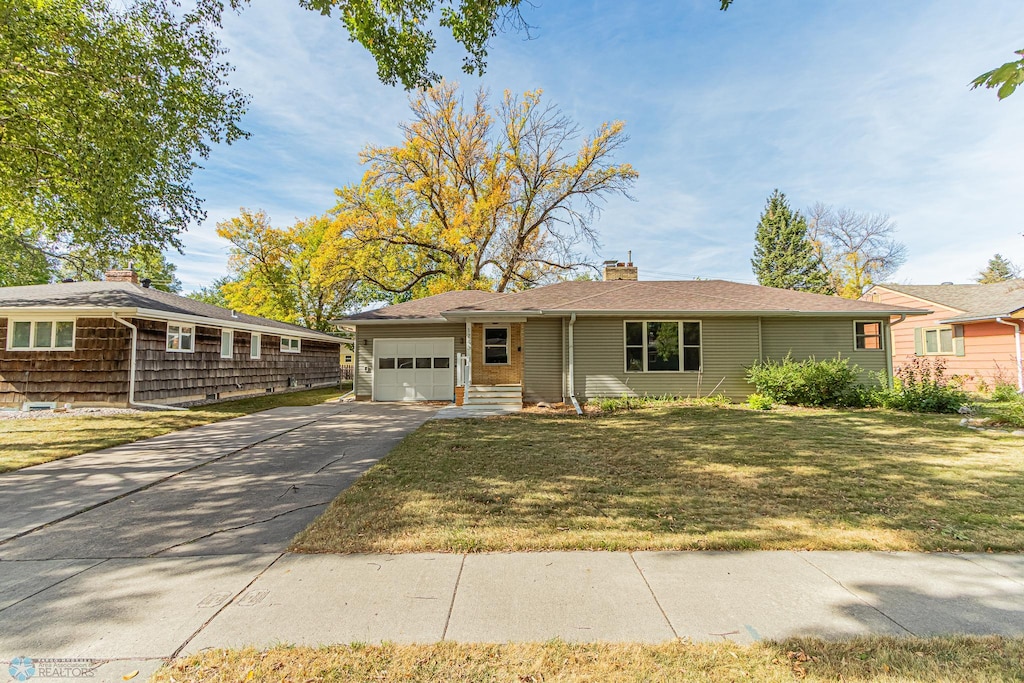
[0,317,131,406]
[471,322,523,385]
[133,319,340,403]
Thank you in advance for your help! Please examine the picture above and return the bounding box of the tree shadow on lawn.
[291,407,1024,553]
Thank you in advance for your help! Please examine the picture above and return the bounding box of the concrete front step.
[465,384,523,407]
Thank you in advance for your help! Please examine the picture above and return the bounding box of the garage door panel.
[373,337,454,402]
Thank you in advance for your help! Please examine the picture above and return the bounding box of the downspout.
[112,314,187,411]
[995,317,1024,393]
[568,313,582,415]
[887,315,906,389]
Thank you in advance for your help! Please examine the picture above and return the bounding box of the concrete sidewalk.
[1,550,1022,681]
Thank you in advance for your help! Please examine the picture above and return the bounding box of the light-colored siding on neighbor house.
[353,323,466,399]
[571,316,760,401]
[760,317,889,383]
[869,287,1019,390]
[523,317,564,403]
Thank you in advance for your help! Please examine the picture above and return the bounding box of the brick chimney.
[602,255,638,281]
[104,267,139,285]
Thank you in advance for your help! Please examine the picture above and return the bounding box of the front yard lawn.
[0,386,344,473]
[292,405,1024,553]
[153,636,1024,682]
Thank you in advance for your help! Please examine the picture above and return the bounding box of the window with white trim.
[922,326,954,355]
[220,330,233,359]
[166,324,194,352]
[854,321,884,350]
[483,327,509,365]
[280,336,301,353]
[624,321,701,372]
[250,333,261,359]
[7,320,75,351]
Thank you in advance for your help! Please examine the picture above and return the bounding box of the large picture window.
[625,321,701,372]
[483,327,509,365]
[166,323,194,352]
[7,319,75,351]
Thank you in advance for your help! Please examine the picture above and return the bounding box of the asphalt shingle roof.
[342,280,927,321]
[0,281,340,341]
[877,280,1024,321]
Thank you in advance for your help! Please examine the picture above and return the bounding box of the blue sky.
[180,0,1024,292]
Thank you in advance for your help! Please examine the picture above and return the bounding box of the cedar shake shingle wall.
[871,288,1019,389]
[471,322,523,386]
[132,319,340,403]
[0,316,131,406]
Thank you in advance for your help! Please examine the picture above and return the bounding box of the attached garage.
[372,337,455,401]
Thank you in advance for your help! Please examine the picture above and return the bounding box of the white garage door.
[373,338,455,401]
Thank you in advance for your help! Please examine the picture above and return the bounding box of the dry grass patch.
[0,387,344,472]
[153,636,1024,682]
[292,406,1024,553]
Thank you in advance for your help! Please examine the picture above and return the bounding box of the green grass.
[0,386,345,473]
[976,397,1024,429]
[152,636,1024,682]
[292,405,1024,553]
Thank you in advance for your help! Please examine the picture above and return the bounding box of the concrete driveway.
[0,402,436,679]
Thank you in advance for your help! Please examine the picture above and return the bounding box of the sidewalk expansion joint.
[0,558,109,615]
[955,553,1024,588]
[629,552,680,640]
[441,554,467,641]
[792,551,918,637]
[170,552,286,660]
[0,404,355,548]
[149,503,330,557]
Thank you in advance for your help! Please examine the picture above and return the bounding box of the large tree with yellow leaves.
[319,82,637,297]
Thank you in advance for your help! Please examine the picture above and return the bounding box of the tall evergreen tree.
[976,253,1020,283]
[751,190,832,293]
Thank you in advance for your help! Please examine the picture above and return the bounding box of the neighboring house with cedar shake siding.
[335,262,927,410]
[0,270,343,409]
[863,281,1024,392]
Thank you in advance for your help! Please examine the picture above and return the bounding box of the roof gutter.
[438,308,930,319]
[131,308,339,343]
[112,314,186,411]
[995,317,1024,393]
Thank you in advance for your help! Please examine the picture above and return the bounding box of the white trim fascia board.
[448,309,929,318]
[866,286,966,314]
[0,305,340,343]
[938,314,1015,324]
[132,308,340,343]
[340,317,452,325]
[442,314,529,323]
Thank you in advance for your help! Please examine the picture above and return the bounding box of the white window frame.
[166,323,195,353]
[6,318,76,351]
[250,333,261,359]
[482,325,510,366]
[220,329,234,359]
[623,320,702,373]
[280,336,301,353]
[921,325,954,356]
[854,320,885,351]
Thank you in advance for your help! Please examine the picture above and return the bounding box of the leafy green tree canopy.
[0,0,248,263]
[751,190,832,293]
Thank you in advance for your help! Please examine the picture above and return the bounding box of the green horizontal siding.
[760,317,888,382]
[524,318,564,403]
[572,317,760,401]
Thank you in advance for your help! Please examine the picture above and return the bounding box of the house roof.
[343,290,507,321]
[0,281,341,342]
[873,280,1024,323]
[340,280,927,323]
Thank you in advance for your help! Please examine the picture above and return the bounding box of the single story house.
[0,269,344,409]
[336,262,928,408]
[863,280,1024,392]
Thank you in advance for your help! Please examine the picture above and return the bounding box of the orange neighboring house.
[862,280,1024,392]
